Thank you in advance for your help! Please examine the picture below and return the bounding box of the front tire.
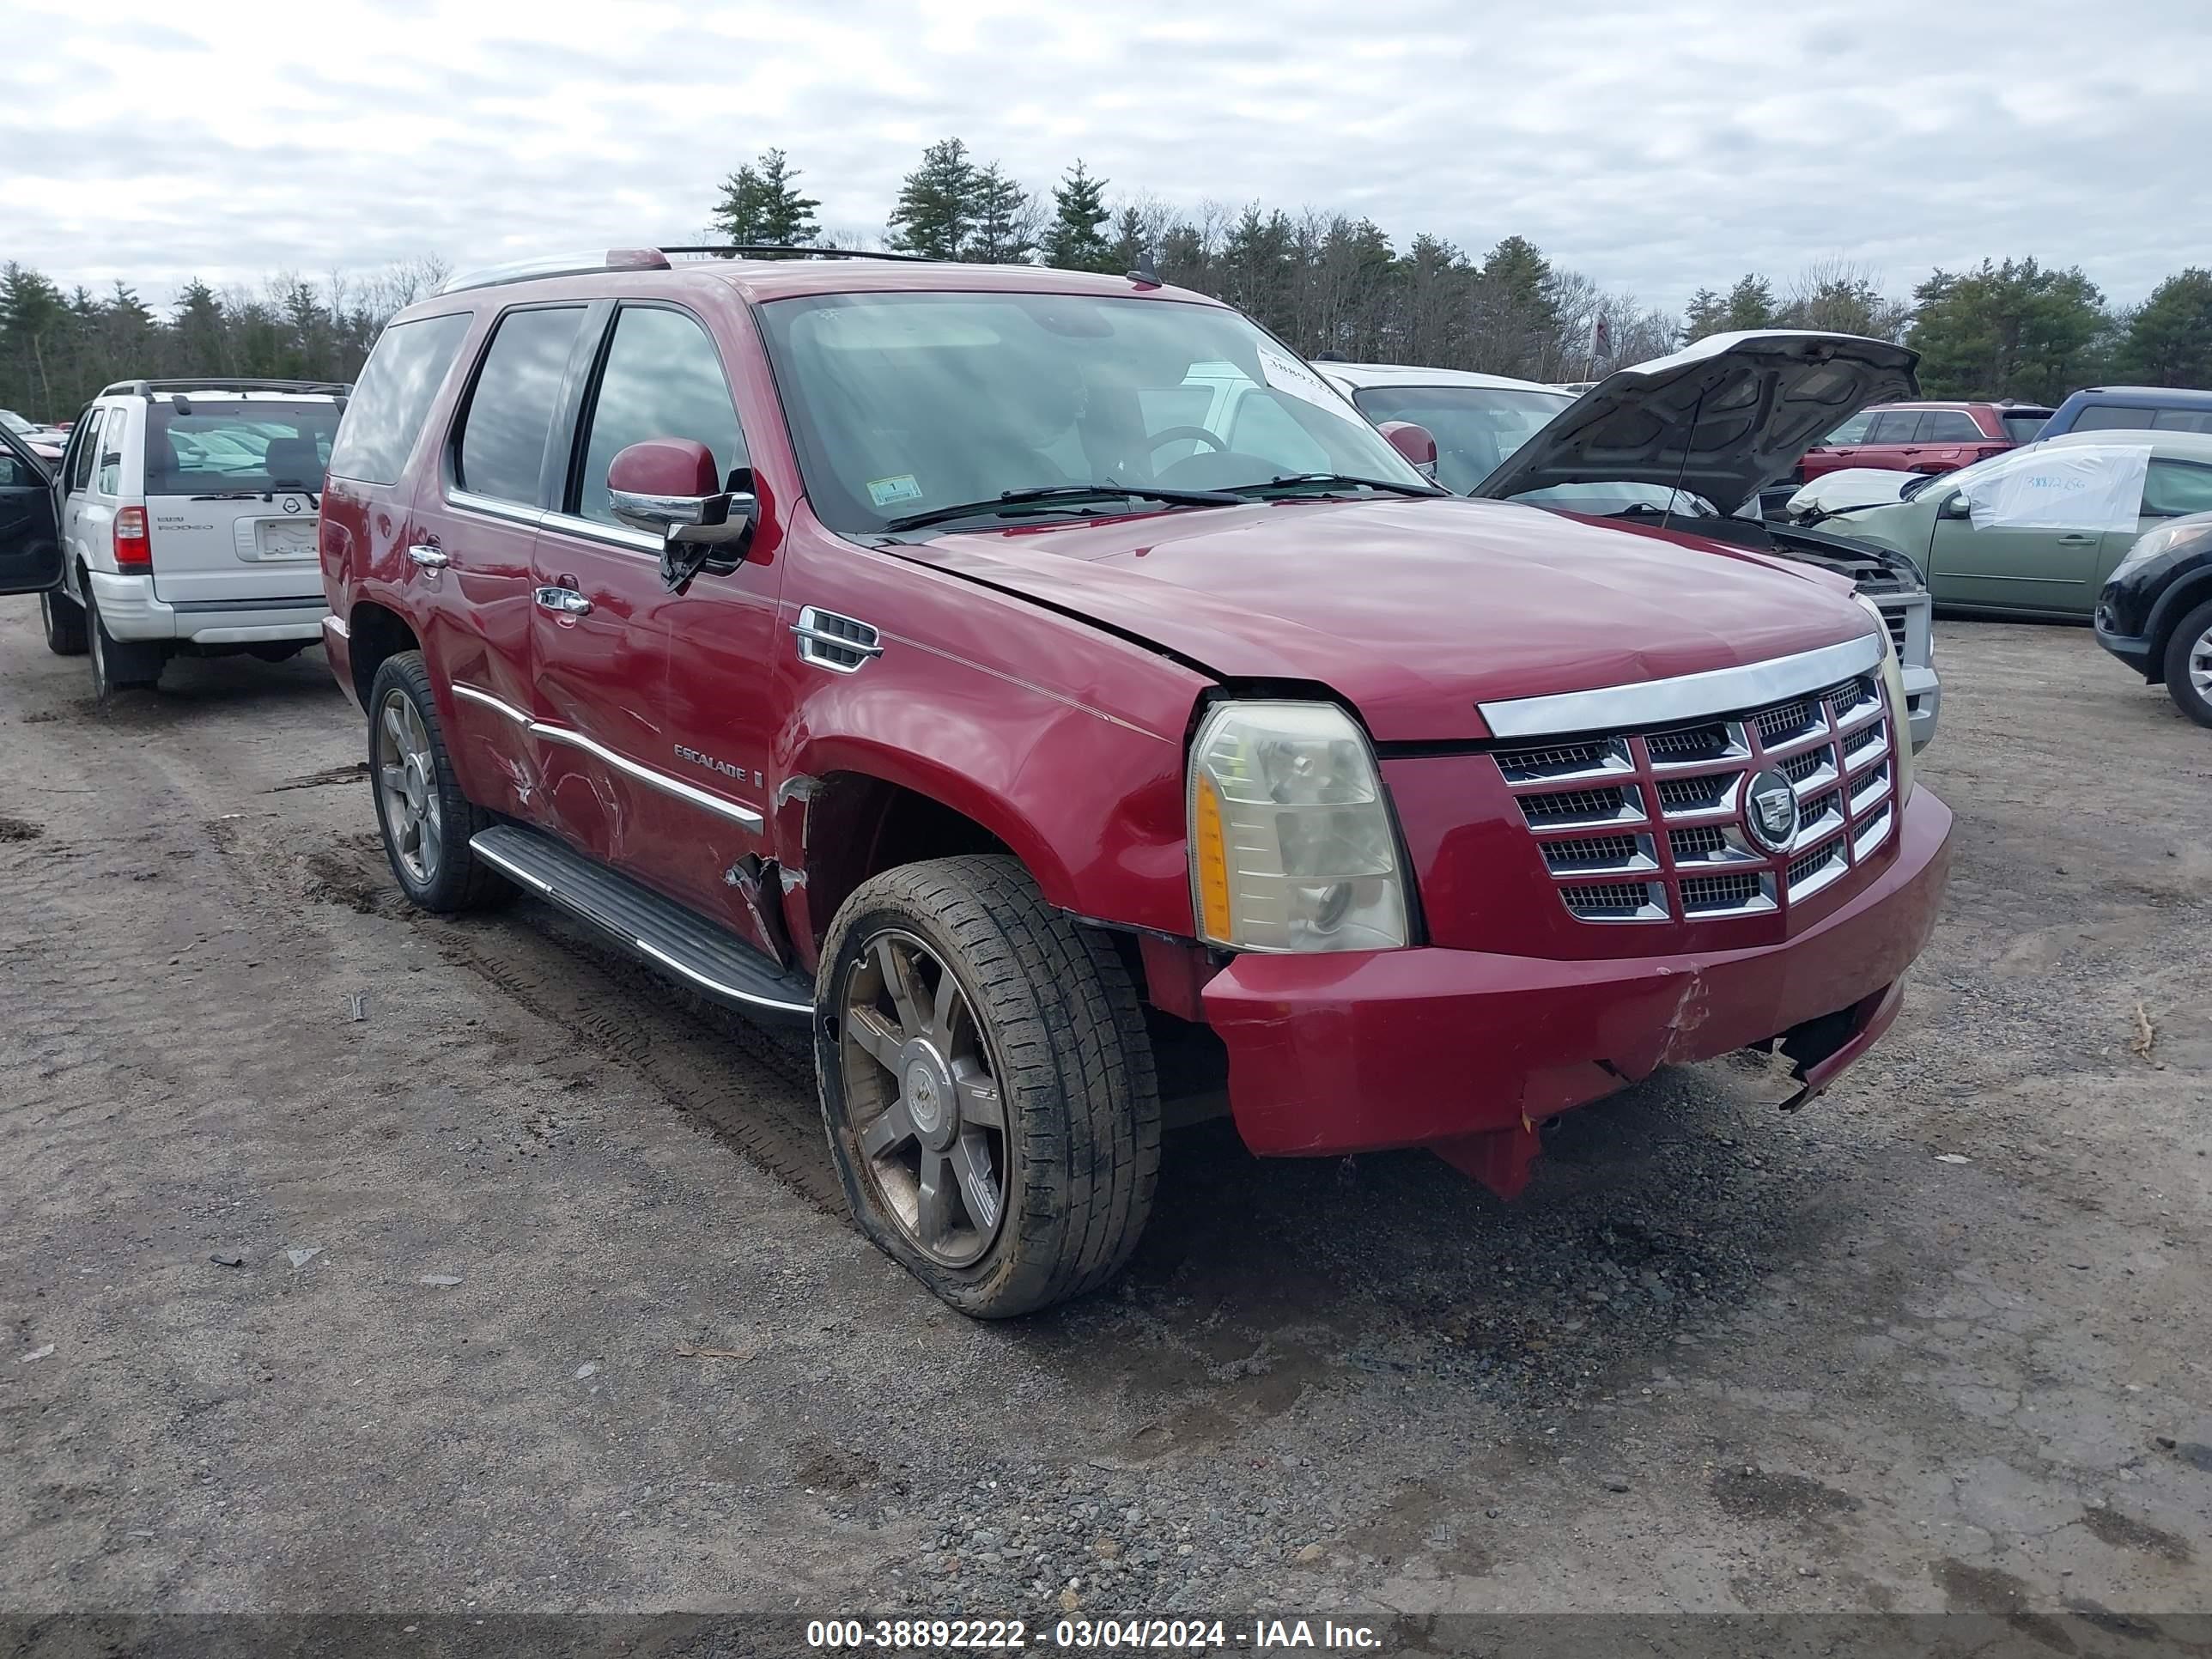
[40,588,87,656]
[2163,599,2212,729]
[86,585,167,700]
[366,651,511,913]
[816,854,1161,1318]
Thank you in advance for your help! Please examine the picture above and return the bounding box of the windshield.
[756,290,1430,533]
[1347,383,1571,495]
[0,410,32,435]
[145,400,342,495]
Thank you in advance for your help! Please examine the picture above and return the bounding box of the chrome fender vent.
[792,606,883,674]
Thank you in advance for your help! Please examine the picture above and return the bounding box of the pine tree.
[712,148,822,251]
[2119,269,2212,387]
[1682,287,1726,340]
[963,163,1036,264]
[1043,160,1114,273]
[1721,274,1778,331]
[887,138,977,260]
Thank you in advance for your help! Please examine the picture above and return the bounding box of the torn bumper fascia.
[1199,789,1951,1188]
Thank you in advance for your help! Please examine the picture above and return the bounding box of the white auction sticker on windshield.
[1255,346,1342,412]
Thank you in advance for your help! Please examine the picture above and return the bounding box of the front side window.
[1820,411,1875,445]
[572,306,745,526]
[1350,384,1572,495]
[2143,459,2212,519]
[454,307,587,506]
[329,310,472,485]
[1863,410,1923,444]
[757,290,1428,533]
[145,401,342,495]
[2150,408,2212,434]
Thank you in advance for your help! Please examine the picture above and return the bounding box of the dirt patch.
[0,817,41,842]
[2081,1504,2195,1563]
[1711,1467,1863,1522]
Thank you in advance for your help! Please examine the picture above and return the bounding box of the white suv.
[43,378,349,696]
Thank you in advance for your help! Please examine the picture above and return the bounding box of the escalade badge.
[1743,767,1800,854]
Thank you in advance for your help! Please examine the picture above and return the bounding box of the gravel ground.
[1,605,2207,1638]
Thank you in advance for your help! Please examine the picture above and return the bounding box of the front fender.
[780,680,1194,937]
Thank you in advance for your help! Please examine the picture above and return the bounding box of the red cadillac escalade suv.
[316,248,1952,1316]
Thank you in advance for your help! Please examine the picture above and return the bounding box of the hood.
[899,495,1875,744]
[1471,331,1920,516]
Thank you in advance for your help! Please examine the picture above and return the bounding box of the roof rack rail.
[435,244,936,295]
[102,377,353,398]
[659,245,935,264]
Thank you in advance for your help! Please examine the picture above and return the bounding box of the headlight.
[2109,520,2196,585]
[1852,594,1913,805]
[1187,700,1408,952]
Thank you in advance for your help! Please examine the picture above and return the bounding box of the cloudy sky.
[4,0,2205,317]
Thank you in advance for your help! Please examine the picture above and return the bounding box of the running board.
[469,825,815,1024]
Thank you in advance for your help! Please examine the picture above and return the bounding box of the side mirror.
[607,439,762,592]
[608,438,732,533]
[1377,421,1439,483]
[1939,491,1972,520]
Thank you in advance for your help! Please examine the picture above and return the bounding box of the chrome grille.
[1682,871,1774,915]
[1656,772,1737,815]
[1561,880,1667,921]
[1492,667,1901,925]
[1540,833,1648,872]
[1518,786,1641,828]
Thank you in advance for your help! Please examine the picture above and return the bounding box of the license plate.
[255,519,318,560]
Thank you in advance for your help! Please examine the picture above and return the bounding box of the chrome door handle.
[407,544,448,568]
[534,586,592,616]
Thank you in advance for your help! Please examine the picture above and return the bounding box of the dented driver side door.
[528,297,786,954]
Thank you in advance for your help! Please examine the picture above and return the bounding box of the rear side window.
[572,306,745,526]
[1921,410,1982,442]
[146,400,342,495]
[67,409,104,491]
[2070,404,2155,432]
[327,311,471,486]
[2151,408,2212,434]
[454,307,586,505]
[1863,411,1921,444]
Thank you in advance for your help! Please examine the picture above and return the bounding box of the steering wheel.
[1148,426,1226,455]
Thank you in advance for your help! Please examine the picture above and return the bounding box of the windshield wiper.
[1226,472,1443,501]
[882,482,1244,534]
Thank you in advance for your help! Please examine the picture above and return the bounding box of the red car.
[306,249,1952,1316]
[1798,400,2051,483]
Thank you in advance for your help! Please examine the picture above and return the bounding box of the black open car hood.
[1471,330,1921,516]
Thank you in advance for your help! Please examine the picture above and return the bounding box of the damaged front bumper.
[1200,787,1952,1193]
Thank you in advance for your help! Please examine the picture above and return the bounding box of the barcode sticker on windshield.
[1256,346,1342,412]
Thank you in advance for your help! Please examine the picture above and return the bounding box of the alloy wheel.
[375,690,441,885]
[2190,623,2212,702]
[837,930,1009,1267]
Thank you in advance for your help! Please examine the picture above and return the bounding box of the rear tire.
[366,651,511,913]
[86,585,167,700]
[816,854,1161,1318]
[40,588,87,656]
[2162,598,2212,729]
